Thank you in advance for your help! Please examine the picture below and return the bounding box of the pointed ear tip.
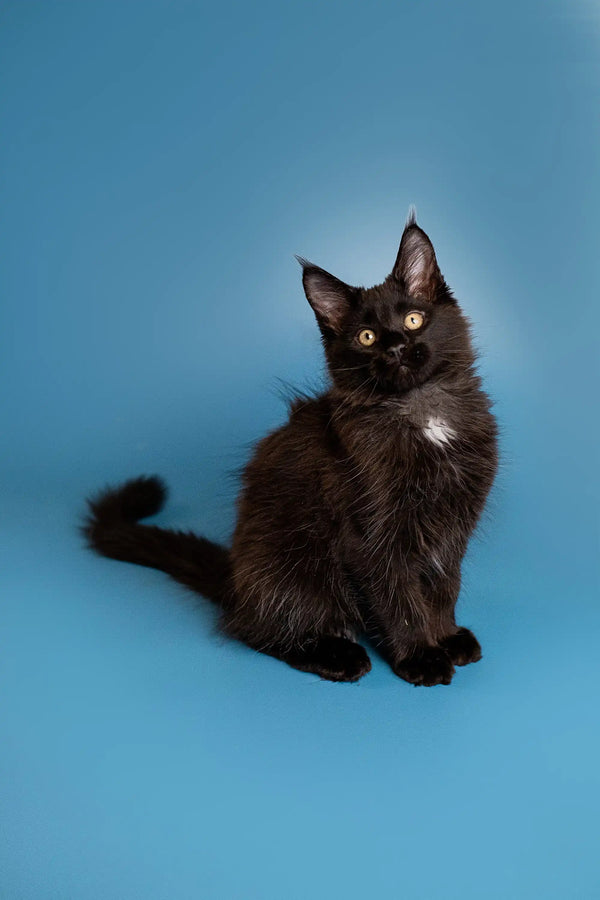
[405,205,417,227]
[294,254,312,269]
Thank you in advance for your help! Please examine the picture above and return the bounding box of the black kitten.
[85,211,498,685]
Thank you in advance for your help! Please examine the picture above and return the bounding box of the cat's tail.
[83,476,231,604]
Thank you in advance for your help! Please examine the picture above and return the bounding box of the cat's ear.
[296,257,356,333]
[392,210,443,302]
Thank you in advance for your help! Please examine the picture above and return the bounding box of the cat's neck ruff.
[328,374,490,453]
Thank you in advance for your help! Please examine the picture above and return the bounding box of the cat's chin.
[375,365,422,396]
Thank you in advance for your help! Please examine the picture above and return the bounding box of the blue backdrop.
[1,2,599,898]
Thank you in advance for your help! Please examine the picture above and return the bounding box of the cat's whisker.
[329,364,371,373]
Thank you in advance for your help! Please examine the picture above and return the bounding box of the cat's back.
[233,393,345,555]
[241,393,339,490]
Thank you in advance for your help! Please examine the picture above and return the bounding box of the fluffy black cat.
[85,211,498,685]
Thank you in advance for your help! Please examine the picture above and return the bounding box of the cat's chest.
[336,385,495,501]
[418,415,457,449]
[346,399,474,500]
[382,399,464,465]
[393,387,462,448]
[392,412,465,488]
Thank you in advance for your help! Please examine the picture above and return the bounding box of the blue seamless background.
[1,1,599,898]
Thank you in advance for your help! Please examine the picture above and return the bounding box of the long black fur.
[85,476,231,603]
[84,214,498,685]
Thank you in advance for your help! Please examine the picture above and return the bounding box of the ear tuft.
[405,205,417,227]
[392,221,442,302]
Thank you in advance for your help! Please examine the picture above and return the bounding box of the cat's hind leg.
[269,635,371,682]
[224,551,369,681]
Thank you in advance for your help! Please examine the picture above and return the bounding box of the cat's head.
[299,212,475,399]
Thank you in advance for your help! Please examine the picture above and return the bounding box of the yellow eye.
[358,328,377,346]
[404,311,424,331]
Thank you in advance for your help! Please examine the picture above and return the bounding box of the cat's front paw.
[440,627,482,667]
[393,646,455,686]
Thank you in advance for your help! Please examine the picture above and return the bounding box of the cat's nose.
[386,342,406,358]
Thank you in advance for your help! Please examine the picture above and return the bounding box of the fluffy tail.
[83,476,231,604]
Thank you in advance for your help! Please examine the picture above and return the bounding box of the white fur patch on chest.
[422,416,456,447]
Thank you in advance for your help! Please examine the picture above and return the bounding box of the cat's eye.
[357,328,377,346]
[404,311,424,331]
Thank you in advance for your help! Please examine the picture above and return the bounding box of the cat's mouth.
[372,359,417,393]
[370,343,431,393]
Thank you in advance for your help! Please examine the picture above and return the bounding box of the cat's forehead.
[358,282,426,326]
